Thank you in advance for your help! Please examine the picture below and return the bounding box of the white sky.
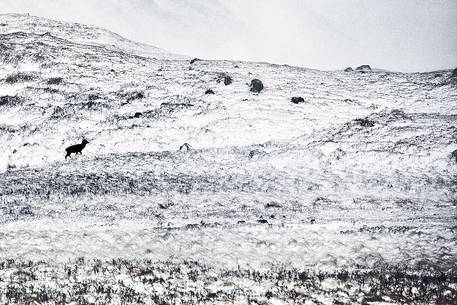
[1,0,456,72]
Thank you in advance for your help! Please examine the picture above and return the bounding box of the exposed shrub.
[46,77,63,85]
[5,72,36,84]
[0,96,23,106]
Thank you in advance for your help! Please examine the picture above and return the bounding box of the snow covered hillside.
[0,14,456,305]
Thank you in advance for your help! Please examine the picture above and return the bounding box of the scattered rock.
[310,219,316,224]
[356,65,372,72]
[234,65,240,68]
[179,143,192,151]
[133,112,142,118]
[354,118,375,127]
[291,97,305,104]
[344,67,353,72]
[249,150,261,159]
[250,79,264,93]
[190,58,201,64]
[205,89,215,95]
[265,202,281,208]
[257,219,269,224]
[224,75,233,86]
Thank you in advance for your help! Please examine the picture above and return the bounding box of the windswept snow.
[0,14,456,305]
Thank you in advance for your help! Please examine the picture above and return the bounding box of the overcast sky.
[1,0,456,72]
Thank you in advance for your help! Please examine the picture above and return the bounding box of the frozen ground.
[0,14,456,305]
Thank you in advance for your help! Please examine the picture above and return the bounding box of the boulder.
[190,58,201,64]
[356,65,372,72]
[205,89,215,95]
[344,67,353,72]
[291,97,305,104]
[250,79,264,93]
[224,75,233,85]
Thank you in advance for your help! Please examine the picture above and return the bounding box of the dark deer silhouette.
[65,139,89,159]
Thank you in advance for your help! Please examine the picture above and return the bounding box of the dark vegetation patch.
[0,95,23,106]
[0,161,283,198]
[354,118,375,127]
[117,89,145,105]
[42,87,59,94]
[215,73,233,85]
[451,150,457,163]
[88,93,100,101]
[126,91,145,103]
[46,77,63,85]
[4,72,36,84]
[340,225,415,234]
[0,259,455,305]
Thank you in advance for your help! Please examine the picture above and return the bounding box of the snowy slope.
[0,13,185,60]
[0,14,456,305]
[1,0,456,71]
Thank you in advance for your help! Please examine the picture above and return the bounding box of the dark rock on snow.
[291,97,305,104]
[190,58,201,64]
[205,89,215,95]
[250,79,264,93]
[224,75,233,86]
[354,118,375,127]
[133,112,142,118]
[356,65,372,72]
[344,67,353,72]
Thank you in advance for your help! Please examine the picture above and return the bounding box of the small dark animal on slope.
[65,139,89,159]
